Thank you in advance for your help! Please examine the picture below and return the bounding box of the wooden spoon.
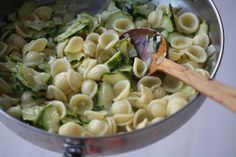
[121,28,236,112]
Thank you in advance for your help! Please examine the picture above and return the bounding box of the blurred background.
[0,0,236,157]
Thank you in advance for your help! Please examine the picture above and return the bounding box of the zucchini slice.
[105,51,127,70]
[102,72,129,85]
[162,14,175,32]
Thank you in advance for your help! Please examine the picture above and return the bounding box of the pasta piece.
[149,117,165,125]
[66,69,83,92]
[48,101,66,118]
[195,68,210,78]
[56,39,69,58]
[46,85,67,102]
[113,80,131,101]
[53,72,72,95]
[0,42,8,58]
[81,80,98,98]
[0,77,13,94]
[185,46,208,63]
[167,97,188,116]
[171,36,192,50]
[34,6,53,21]
[20,91,37,108]
[136,118,148,130]
[135,19,150,28]
[133,109,148,129]
[147,99,167,118]
[113,113,134,127]
[179,12,200,34]
[69,94,93,115]
[78,58,97,78]
[84,40,97,58]
[14,22,33,38]
[111,99,133,115]
[95,27,107,35]
[58,122,83,137]
[23,51,45,67]
[86,64,110,81]
[6,34,26,50]
[84,110,107,120]
[105,117,117,135]
[133,57,148,78]
[168,48,184,61]
[148,10,163,28]
[156,3,171,15]
[135,85,154,109]
[98,30,119,50]
[87,119,109,136]
[96,45,115,63]
[163,75,184,93]
[86,33,100,44]
[28,38,48,52]
[153,87,167,99]
[98,81,114,110]
[137,76,162,91]
[113,18,135,33]
[125,124,133,132]
[193,34,210,49]
[64,36,84,53]
[179,85,197,101]
[51,57,71,77]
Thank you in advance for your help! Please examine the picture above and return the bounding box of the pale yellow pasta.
[113,80,130,101]
[86,33,100,44]
[46,85,67,102]
[135,85,154,109]
[98,30,119,50]
[84,40,97,58]
[133,57,148,78]
[81,80,98,98]
[153,87,167,99]
[84,110,107,120]
[133,109,148,129]
[179,85,197,101]
[181,60,200,69]
[185,46,208,63]
[171,36,192,50]
[113,113,134,127]
[168,48,185,61]
[148,10,163,28]
[69,94,93,115]
[167,97,188,116]
[147,99,167,118]
[64,36,84,53]
[51,57,71,77]
[23,51,45,67]
[34,6,53,21]
[28,38,48,52]
[14,22,32,38]
[0,42,8,57]
[156,3,170,15]
[136,118,148,130]
[193,34,210,49]
[135,19,150,28]
[149,117,165,125]
[111,99,133,115]
[56,39,69,58]
[137,76,162,91]
[95,27,107,35]
[58,122,83,137]
[66,69,83,92]
[53,72,72,95]
[195,68,210,78]
[20,91,37,108]
[105,117,117,135]
[163,75,184,93]
[48,100,66,118]
[6,34,26,50]
[87,119,109,136]
[78,58,97,78]
[96,45,115,63]
[179,12,200,34]
[113,18,135,33]
[86,64,110,81]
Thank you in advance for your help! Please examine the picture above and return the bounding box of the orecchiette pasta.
[170,36,193,50]
[34,6,54,21]
[87,119,109,136]
[20,91,37,108]
[147,99,167,118]
[86,64,110,81]
[133,57,148,78]
[58,122,83,137]
[133,109,148,129]
[193,34,210,49]
[113,18,135,33]
[156,3,171,15]
[135,19,150,28]
[111,99,133,115]
[64,36,84,53]
[84,40,97,58]
[135,85,154,109]
[167,97,188,116]
[184,46,208,63]
[113,80,130,101]
[105,116,117,135]
[28,38,48,52]
[56,39,69,58]
[148,10,163,28]
[66,69,83,92]
[168,48,185,61]
[23,51,45,67]
[113,113,134,127]
[84,110,107,120]
[163,75,184,93]
[138,76,162,91]
[153,87,167,99]
[53,72,73,95]
[6,34,26,50]
[51,57,71,77]
[86,33,100,44]
[81,80,98,98]
[48,101,66,119]
[178,12,200,34]
[98,30,119,50]
[69,94,93,115]
[46,85,68,102]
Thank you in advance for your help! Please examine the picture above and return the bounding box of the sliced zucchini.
[162,14,175,32]
[102,72,129,85]
[105,51,127,70]
[105,11,132,30]
[161,30,169,39]
[196,21,208,35]
[39,105,60,133]
[22,106,43,123]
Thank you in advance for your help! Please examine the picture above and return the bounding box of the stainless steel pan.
[0,0,224,156]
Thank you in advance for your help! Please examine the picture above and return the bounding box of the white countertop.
[1,0,236,157]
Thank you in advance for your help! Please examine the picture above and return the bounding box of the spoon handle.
[158,58,236,112]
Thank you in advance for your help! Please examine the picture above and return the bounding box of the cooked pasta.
[0,0,212,137]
